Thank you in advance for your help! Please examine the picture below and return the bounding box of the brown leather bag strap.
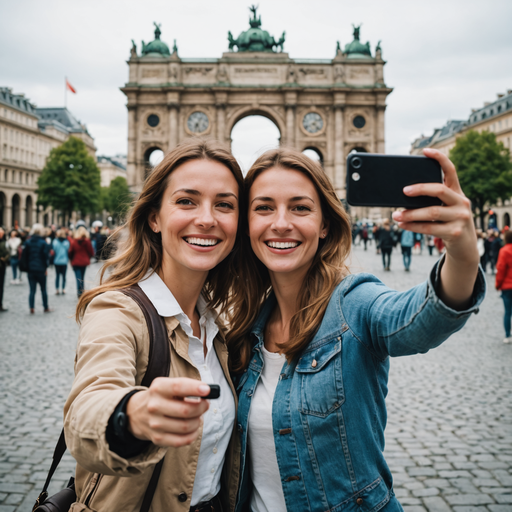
[121,284,170,387]
[120,284,171,512]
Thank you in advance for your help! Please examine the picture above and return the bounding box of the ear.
[320,219,329,239]
[148,210,160,234]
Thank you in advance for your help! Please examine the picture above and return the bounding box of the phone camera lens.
[351,157,362,169]
[351,172,360,182]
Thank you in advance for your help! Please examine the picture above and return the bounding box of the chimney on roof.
[471,109,477,113]
[484,102,491,106]
[497,93,504,99]
[507,90,512,95]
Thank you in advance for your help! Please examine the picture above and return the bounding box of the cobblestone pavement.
[0,245,511,511]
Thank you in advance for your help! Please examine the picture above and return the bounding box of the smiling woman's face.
[248,166,328,278]
[149,158,239,278]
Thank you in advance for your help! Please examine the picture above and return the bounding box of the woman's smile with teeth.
[184,237,220,246]
[266,241,300,249]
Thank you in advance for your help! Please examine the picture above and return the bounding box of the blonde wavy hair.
[226,148,352,373]
[76,138,244,322]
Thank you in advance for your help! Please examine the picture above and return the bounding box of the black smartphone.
[205,384,220,399]
[346,153,443,208]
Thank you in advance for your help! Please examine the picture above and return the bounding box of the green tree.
[108,176,132,223]
[36,136,101,225]
[449,130,512,229]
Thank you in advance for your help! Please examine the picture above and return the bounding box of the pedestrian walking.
[487,230,502,274]
[400,228,415,271]
[361,224,369,250]
[378,219,396,270]
[6,229,21,284]
[496,230,512,343]
[228,147,484,512]
[0,228,9,312]
[68,226,95,298]
[427,234,435,256]
[63,139,243,512]
[24,223,52,314]
[373,224,381,254]
[52,228,70,295]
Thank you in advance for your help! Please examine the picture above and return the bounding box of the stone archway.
[25,195,33,228]
[504,212,510,228]
[122,8,392,197]
[231,114,281,173]
[143,146,165,178]
[302,147,324,165]
[12,194,20,228]
[0,191,5,227]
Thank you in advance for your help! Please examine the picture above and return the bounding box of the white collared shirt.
[138,270,235,506]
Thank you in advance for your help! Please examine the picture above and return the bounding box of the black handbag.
[33,284,171,512]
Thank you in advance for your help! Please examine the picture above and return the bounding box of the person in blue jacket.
[400,228,415,271]
[52,228,70,295]
[227,147,484,512]
[24,223,52,314]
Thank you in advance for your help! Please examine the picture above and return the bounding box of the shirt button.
[356,497,364,505]
[214,408,218,414]
[213,447,218,454]
[211,467,215,473]
[178,492,187,502]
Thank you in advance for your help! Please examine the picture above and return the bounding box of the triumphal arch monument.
[121,7,392,196]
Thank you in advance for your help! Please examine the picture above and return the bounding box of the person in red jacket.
[68,226,95,298]
[496,230,512,343]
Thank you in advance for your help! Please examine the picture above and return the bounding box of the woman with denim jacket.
[227,148,485,512]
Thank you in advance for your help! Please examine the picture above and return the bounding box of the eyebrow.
[172,188,238,200]
[251,195,315,204]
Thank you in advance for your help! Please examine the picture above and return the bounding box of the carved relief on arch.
[225,105,286,139]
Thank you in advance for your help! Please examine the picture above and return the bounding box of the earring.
[321,233,326,238]
[154,229,159,233]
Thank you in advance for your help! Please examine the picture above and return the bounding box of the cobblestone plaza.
[0,243,511,511]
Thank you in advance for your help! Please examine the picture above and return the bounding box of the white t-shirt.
[248,345,287,512]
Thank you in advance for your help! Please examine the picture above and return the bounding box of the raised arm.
[392,148,480,310]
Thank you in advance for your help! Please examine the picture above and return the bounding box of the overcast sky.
[1,0,511,172]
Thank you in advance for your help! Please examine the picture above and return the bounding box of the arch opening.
[25,195,33,227]
[144,147,164,178]
[231,115,280,175]
[12,194,20,228]
[348,147,368,155]
[302,147,323,165]
[504,212,510,229]
[0,192,5,227]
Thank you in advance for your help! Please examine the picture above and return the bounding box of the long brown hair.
[226,148,352,372]
[76,138,244,322]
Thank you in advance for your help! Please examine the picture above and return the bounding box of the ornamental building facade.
[0,87,96,229]
[121,7,393,197]
[411,89,512,229]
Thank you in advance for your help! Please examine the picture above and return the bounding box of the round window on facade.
[147,114,160,128]
[353,115,366,129]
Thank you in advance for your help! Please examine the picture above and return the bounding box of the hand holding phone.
[346,153,443,208]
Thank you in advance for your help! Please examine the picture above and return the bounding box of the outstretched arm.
[392,148,479,310]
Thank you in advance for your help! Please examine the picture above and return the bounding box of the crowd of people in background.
[2,216,512,345]
[0,221,112,314]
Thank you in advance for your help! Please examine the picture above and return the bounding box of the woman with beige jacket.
[64,139,244,512]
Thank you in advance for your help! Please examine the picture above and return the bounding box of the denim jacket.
[236,260,485,512]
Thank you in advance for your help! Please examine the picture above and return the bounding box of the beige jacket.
[64,291,240,512]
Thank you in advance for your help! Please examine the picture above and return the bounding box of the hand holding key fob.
[205,384,220,399]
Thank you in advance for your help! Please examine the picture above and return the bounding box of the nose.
[194,203,217,229]
[271,207,292,233]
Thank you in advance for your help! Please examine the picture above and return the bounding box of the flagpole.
[64,76,67,109]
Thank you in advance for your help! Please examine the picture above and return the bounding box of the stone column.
[215,92,228,143]
[168,104,179,148]
[284,92,297,147]
[126,105,138,189]
[376,106,386,154]
[334,106,344,193]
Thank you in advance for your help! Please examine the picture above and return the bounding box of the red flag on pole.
[66,78,77,94]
